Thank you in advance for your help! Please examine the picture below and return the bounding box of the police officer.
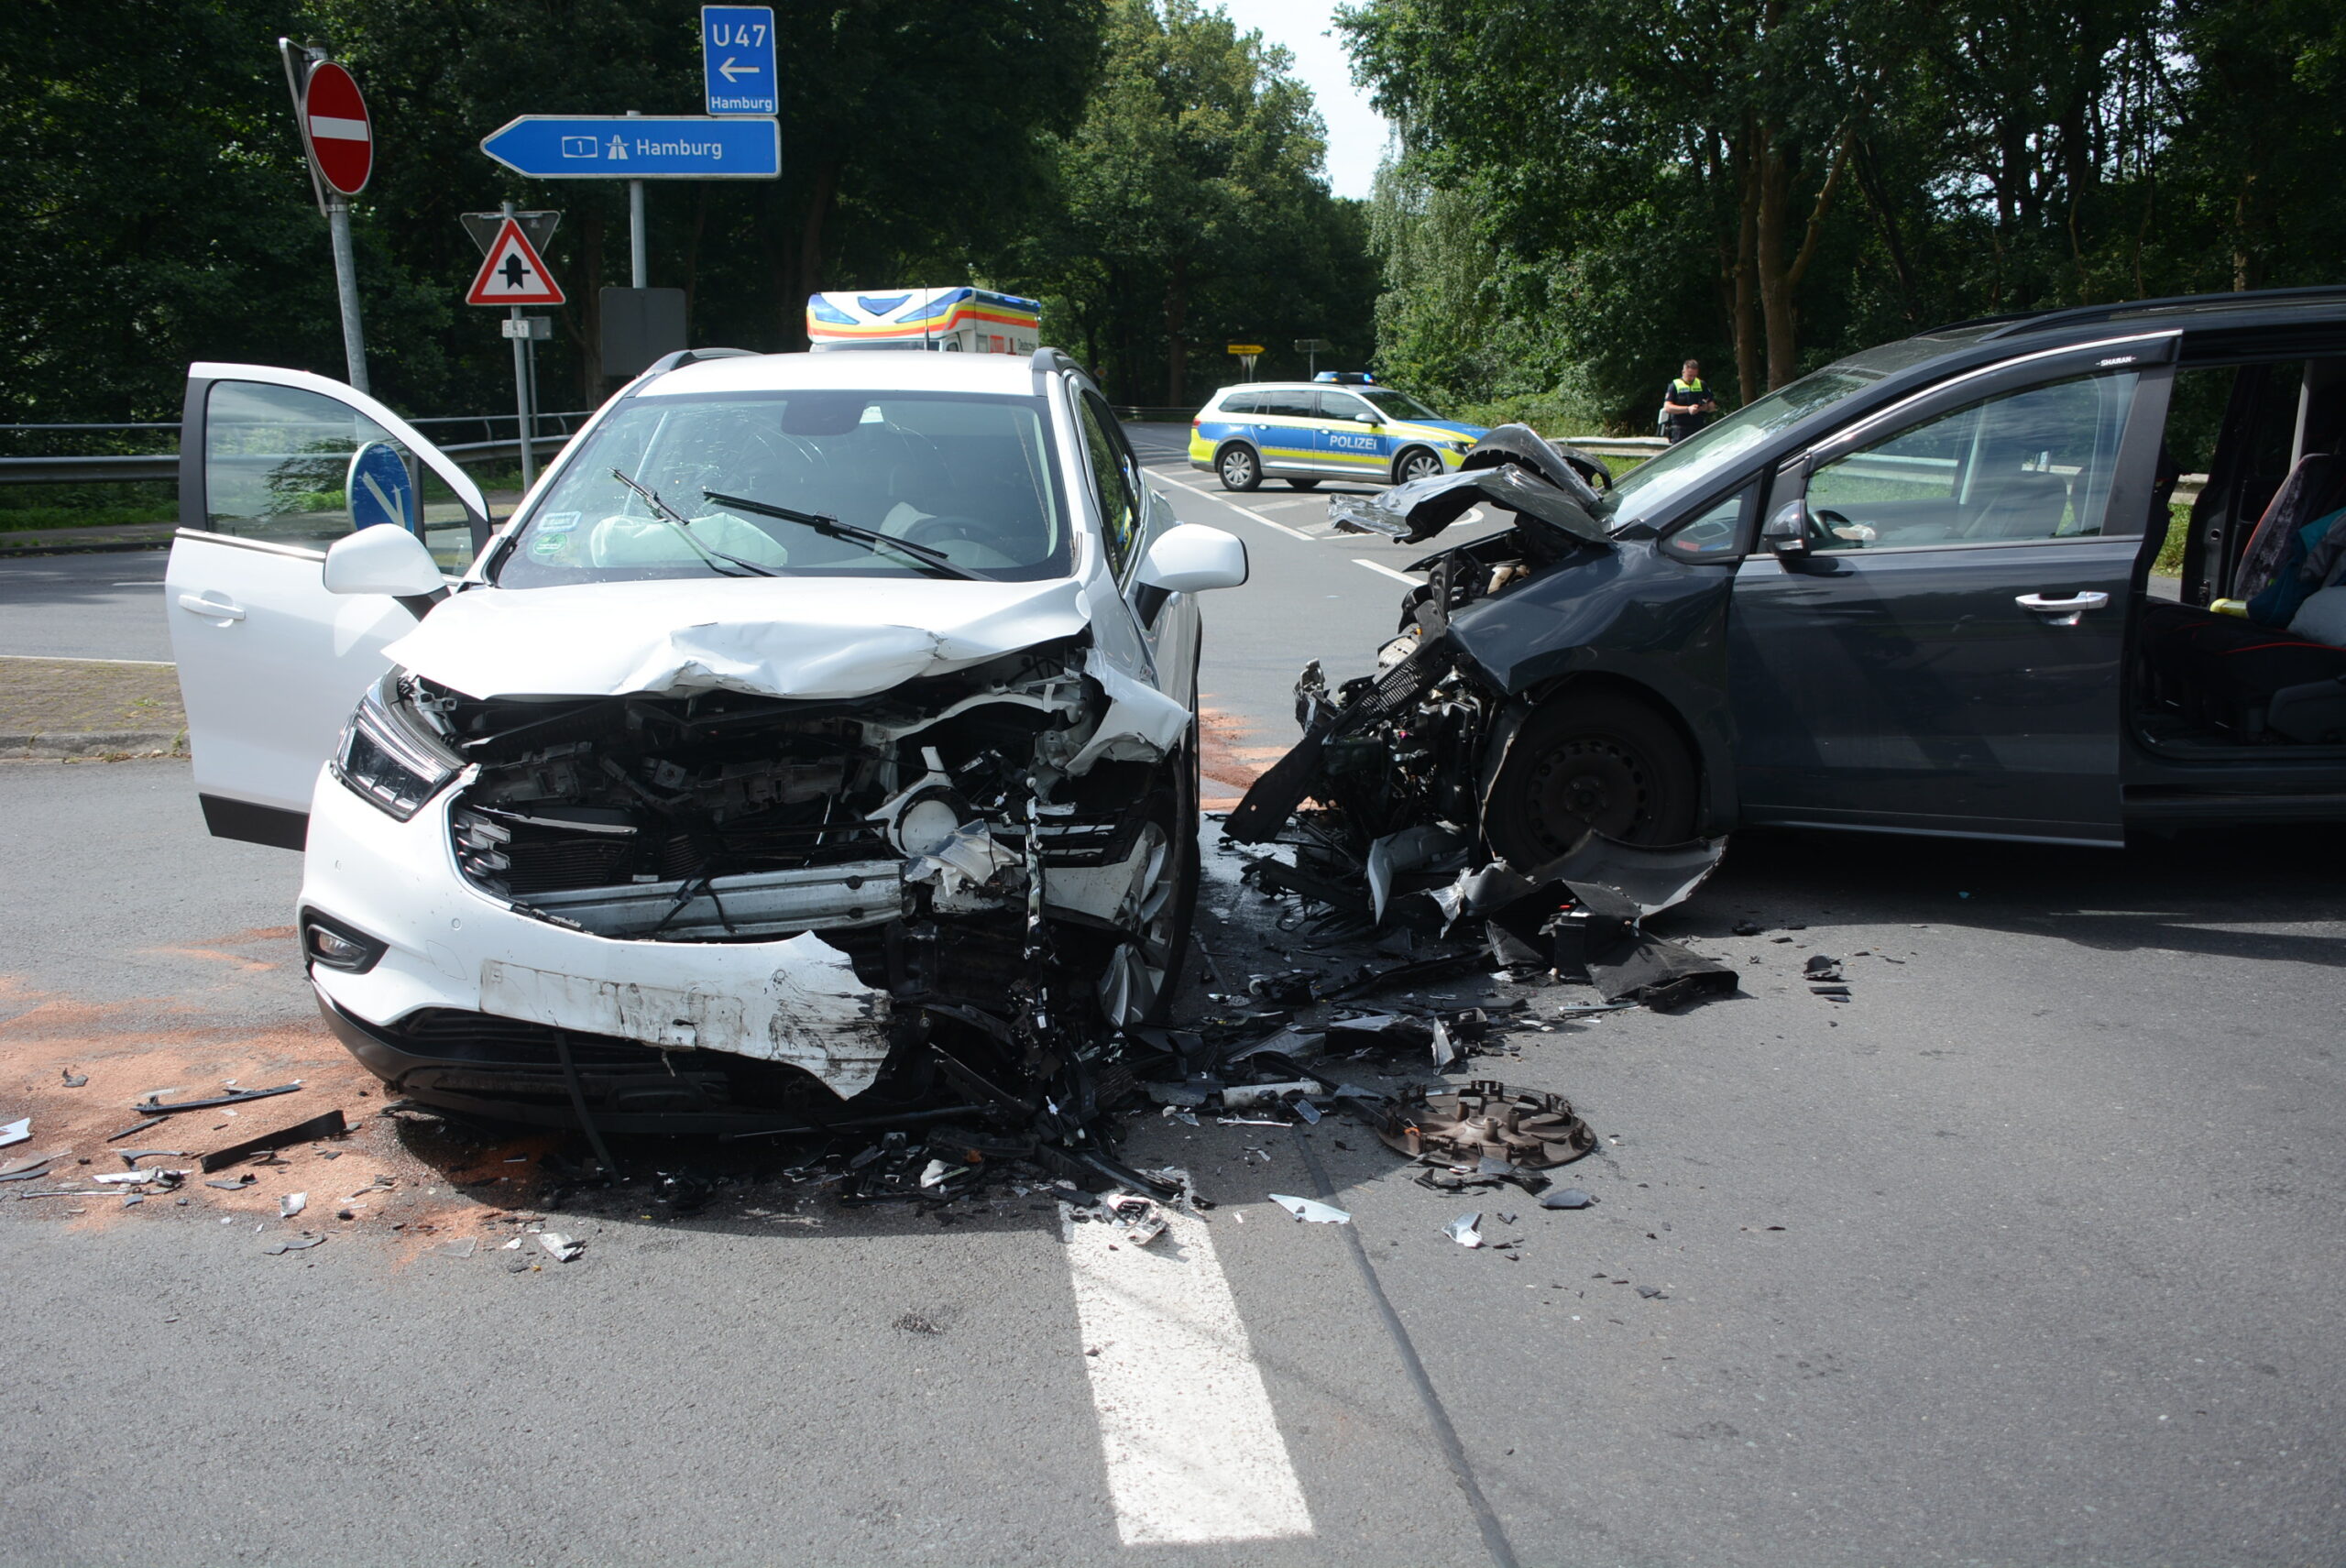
[1661,358,1717,444]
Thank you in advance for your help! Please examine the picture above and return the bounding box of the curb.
[0,729,188,760]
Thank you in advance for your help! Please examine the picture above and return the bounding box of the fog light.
[301,912,387,974]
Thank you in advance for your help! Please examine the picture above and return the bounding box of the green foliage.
[1342,0,2346,430]
[1032,1,1378,404]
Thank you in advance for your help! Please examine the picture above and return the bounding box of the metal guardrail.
[0,417,591,486]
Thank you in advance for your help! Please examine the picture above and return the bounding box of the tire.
[1286,477,1321,490]
[1482,691,1699,864]
[1393,447,1444,485]
[1217,444,1261,491]
[1096,729,1200,1027]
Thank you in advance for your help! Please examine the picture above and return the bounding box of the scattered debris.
[540,1232,585,1263]
[1636,1285,1665,1299]
[60,1069,88,1089]
[0,1157,59,1184]
[1804,954,1845,983]
[280,1192,308,1219]
[1268,1194,1352,1224]
[1540,1188,1596,1210]
[894,1312,945,1335]
[264,1234,326,1255]
[198,1108,349,1173]
[1444,1212,1484,1247]
[430,1237,477,1259]
[104,1116,166,1144]
[1375,1080,1594,1168]
[203,1174,256,1191]
[0,1119,27,1149]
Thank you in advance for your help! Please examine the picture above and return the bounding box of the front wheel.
[1393,447,1444,484]
[1218,444,1261,492]
[1482,692,1699,865]
[1096,739,1200,1026]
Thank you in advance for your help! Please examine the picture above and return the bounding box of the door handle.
[2015,590,2109,627]
[176,591,246,621]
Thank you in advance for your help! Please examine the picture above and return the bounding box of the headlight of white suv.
[332,674,460,821]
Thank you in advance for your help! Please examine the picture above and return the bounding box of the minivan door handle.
[176,591,246,621]
[2015,590,2109,627]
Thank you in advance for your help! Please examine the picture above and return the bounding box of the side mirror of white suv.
[322,525,446,598]
[1137,523,1249,593]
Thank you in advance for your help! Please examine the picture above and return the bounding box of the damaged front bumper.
[301,635,1195,1133]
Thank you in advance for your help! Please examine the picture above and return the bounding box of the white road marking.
[1065,1207,1314,1544]
[1146,472,1317,541]
[1353,557,1422,586]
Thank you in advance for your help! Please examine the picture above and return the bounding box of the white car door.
[165,365,490,848]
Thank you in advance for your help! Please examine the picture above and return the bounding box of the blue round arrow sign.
[346,441,417,532]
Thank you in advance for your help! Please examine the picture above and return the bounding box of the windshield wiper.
[701,488,991,582]
[606,469,777,577]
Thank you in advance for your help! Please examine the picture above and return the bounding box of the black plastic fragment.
[198,1108,348,1173]
[137,1082,301,1115]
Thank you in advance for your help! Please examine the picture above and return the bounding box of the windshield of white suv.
[1359,388,1443,422]
[494,390,1069,587]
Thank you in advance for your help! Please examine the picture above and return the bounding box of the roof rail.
[642,346,760,375]
[1972,284,2346,341]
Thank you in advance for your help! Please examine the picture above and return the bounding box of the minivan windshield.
[1597,332,1983,531]
[495,390,1069,587]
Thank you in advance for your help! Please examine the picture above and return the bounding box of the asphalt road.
[0,438,2341,1565]
[0,548,174,662]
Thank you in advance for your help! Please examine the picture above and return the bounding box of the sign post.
[1294,337,1333,378]
[1228,343,1265,381]
[280,40,374,394]
[464,207,566,490]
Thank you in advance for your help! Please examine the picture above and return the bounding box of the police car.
[1188,376,1486,491]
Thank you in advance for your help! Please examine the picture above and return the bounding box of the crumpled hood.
[385,575,1089,701]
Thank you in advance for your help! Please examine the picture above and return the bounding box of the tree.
[1038,0,1374,404]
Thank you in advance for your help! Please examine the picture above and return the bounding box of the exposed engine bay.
[1222,424,1733,1003]
[1227,422,1620,873]
[329,636,1197,1186]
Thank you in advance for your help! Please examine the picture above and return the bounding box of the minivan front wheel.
[1217,444,1261,491]
[1482,692,1699,863]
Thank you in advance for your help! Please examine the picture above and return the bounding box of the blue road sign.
[478,115,780,180]
[702,6,778,116]
[346,442,416,533]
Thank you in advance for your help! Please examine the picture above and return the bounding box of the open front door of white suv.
[164,364,492,847]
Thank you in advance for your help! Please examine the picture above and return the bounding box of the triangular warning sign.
[465,218,565,306]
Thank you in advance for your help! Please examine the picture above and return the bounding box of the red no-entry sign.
[301,60,372,196]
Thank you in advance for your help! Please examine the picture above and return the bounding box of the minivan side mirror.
[323,524,446,598]
[1138,522,1249,593]
[1761,499,1812,556]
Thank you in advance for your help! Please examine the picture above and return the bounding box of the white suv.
[164,348,1246,1134]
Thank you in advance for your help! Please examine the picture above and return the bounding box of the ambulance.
[806,287,1042,355]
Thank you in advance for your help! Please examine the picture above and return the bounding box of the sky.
[1213,0,1394,201]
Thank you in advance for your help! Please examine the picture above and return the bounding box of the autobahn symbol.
[464,218,565,306]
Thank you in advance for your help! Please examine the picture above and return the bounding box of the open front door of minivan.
[164,365,492,848]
